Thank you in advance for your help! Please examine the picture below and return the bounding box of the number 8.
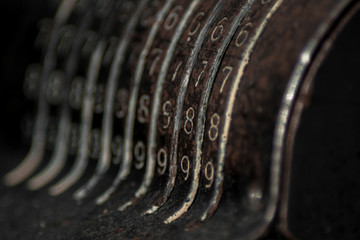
[208,113,220,141]
[184,107,195,135]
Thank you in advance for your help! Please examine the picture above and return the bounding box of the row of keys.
[3,0,319,238]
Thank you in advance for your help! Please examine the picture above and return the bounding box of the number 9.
[157,148,167,175]
[181,155,190,180]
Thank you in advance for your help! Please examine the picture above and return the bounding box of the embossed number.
[188,12,205,37]
[115,88,129,118]
[157,148,167,175]
[195,60,208,87]
[172,61,183,81]
[134,141,146,169]
[211,17,228,42]
[112,135,122,164]
[219,66,233,93]
[184,107,195,135]
[162,101,171,129]
[164,5,183,31]
[208,113,220,141]
[94,84,106,114]
[235,22,252,48]
[138,94,150,123]
[181,155,190,180]
[204,161,214,188]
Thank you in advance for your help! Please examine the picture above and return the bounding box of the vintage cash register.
[0,0,359,239]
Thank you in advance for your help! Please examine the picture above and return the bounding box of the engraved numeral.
[134,141,146,169]
[181,155,190,180]
[235,22,252,48]
[195,60,208,87]
[162,101,171,129]
[184,107,195,135]
[204,161,214,188]
[94,84,106,114]
[211,17,228,42]
[164,5,183,31]
[140,1,161,27]
[157,148,167,175]
[115,88,129,118]
[187,12,205,38]
[219,66,233,93]
[172,61,183,81]
[137,94,150,123]
[208,113,220,141]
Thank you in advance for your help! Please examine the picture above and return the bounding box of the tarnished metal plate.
[0,0,359,239]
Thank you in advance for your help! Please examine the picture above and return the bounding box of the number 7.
[220,66,233,93]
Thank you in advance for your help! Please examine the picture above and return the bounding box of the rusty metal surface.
[0,0,359,239]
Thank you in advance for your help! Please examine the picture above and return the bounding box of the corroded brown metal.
[0,0,359,239]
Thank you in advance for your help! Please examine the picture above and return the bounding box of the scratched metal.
[142,0,225,216]
[160,0,253,224]
[172,0,255,228]
[0,0,359,239]
[95,0,172,205]
[118,0,201,212]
